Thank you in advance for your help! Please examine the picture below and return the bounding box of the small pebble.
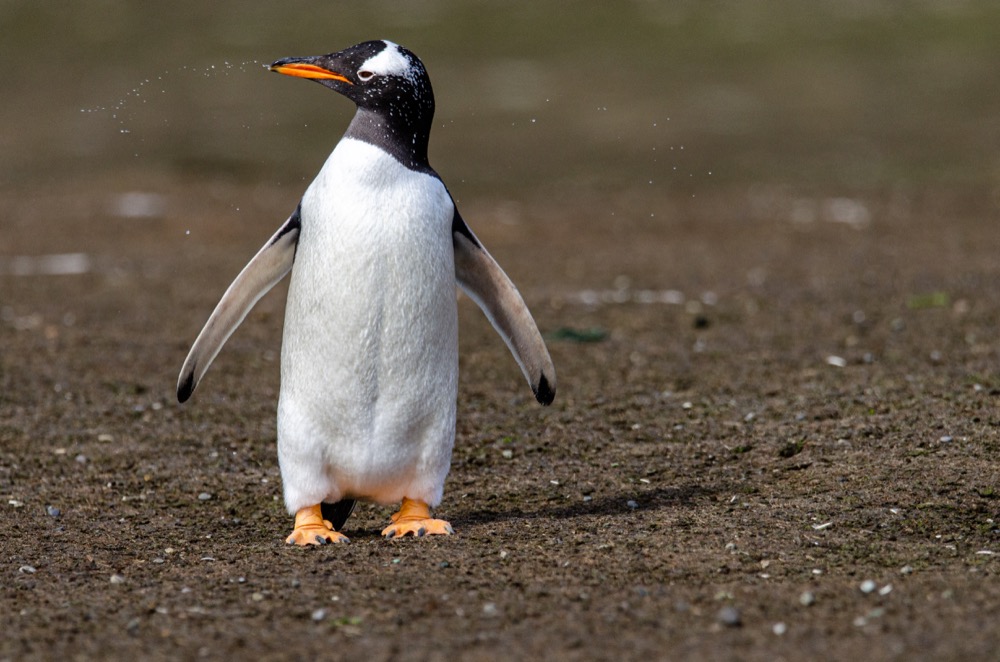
[626,500,639,510]
[198,492,212,501]
[18,565,37,574]
[46,505,61,518]
[826,355,847,368]
[900,565,913,575]
[799,591,816,607]
[110,574,126,585]
[860,579,877,594]
[75,454,88,464]
[98,434,114,443]
[251,592,264,602]
[878,584,893,596]
[772,622,787,636]
[717,606,742,627]
[582,495,593,502]
[501,449,513,459]
[482,602,498,617]
[311,608,326,622]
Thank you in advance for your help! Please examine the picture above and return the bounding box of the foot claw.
[286,504,350,546]
[380,498,454,540]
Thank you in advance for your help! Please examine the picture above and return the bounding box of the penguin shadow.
[454,482,721,529]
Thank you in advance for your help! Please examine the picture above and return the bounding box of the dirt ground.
[2,173,999,661]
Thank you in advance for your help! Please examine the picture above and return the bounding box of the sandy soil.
[1,176,999,661]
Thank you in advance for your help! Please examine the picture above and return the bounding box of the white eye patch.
[359,41,416,83]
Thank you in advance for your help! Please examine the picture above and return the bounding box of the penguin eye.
[357,70,375,82]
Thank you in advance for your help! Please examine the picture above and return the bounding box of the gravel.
[717,606,742,628]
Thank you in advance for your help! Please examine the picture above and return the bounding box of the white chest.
[280,138,458,414]
[298,138,453,286]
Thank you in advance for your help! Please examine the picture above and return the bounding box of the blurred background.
[3,1,998,204]
[1,0,999,341]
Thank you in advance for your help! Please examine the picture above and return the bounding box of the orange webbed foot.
[381,498,454,539]
[286,504,350,546]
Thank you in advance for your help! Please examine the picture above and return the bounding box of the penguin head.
[270,40,434,123]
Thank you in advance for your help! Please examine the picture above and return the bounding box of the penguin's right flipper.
[177,206,302,403]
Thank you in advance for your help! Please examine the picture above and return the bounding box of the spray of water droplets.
[80,59,264,137]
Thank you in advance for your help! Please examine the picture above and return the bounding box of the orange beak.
[269,62,353,85]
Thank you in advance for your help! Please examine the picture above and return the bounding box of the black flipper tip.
[177,371,195,404]
[533,373,555,406]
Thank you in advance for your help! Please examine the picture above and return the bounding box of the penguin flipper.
[452,209,556,405]
[177,206,302,403]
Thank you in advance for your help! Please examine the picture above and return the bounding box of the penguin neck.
[344,108,433,174]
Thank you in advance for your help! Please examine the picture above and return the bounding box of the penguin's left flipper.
[177,206,302,403]
[452,209,556,406]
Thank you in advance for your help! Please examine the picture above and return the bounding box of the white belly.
[276,138,458,512]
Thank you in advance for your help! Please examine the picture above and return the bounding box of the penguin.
[176,40,556,546]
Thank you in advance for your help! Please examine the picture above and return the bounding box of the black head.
[270,40,436,171]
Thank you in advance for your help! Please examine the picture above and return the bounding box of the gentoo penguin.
[176,40,556,545]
